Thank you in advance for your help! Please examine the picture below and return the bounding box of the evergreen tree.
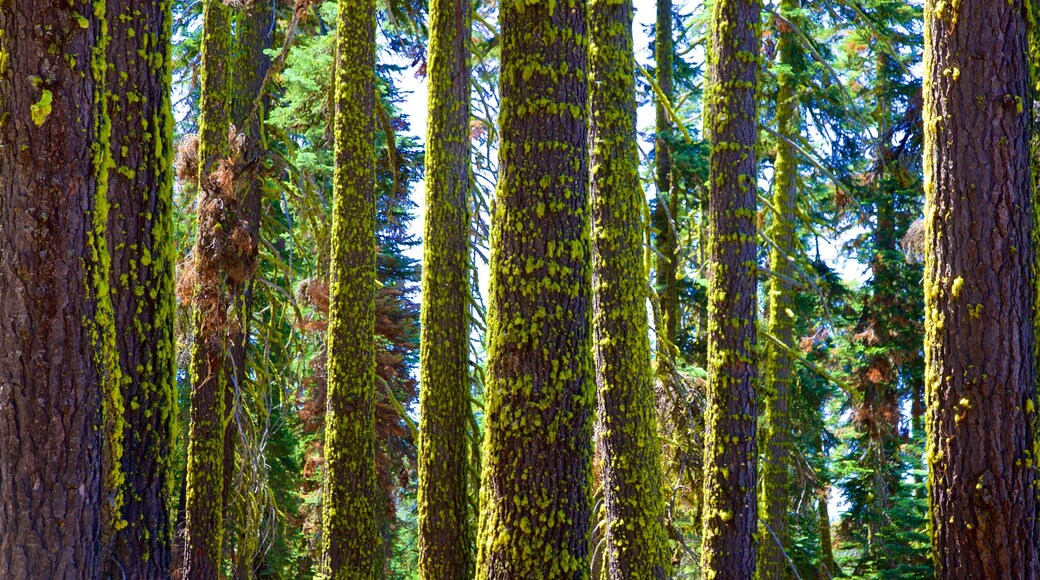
[320,0,384,575]
[700,0,761,575]
[416,0,474,576]
[105,0,178,574]
[758,1,803,577]
[589,0,670,577]
[923,0,1039,575]
[475,0,594,575]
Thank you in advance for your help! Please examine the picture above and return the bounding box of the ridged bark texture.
[700,0,760,576]
[0,1,115,577]
[416,0,474,576]
[106,0,178,576]
[589,0,669,578]
[184,0,233,576]
[923,0,1040,576]
[320,0,383,576]
[757,1,800,577]
[475,0,594,577]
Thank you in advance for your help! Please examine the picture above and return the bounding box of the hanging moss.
[416,0,474,577]
[700,0,762,577]
[475,0,595,577]
[588,0,670,577]
[319,0,383,577]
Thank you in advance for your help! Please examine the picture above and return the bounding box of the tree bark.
[700,0,761,576]
[416,0,474,576]
[0,1,114,577]
[758,2,801,578]
[589,0,670,577]
[184,0,233,576]
[320,0,383,575]
[105,0,178,576]
[923,0,1040,576]
[474,0,593,576]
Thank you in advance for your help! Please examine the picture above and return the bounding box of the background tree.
[923,0,1039,575]
[757,1,803,576]
[474,0,594,575]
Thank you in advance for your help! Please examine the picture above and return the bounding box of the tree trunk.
[105,0,178,576]
[320,0,383,576]
[223,3,275,569]
[416,0,473,576]
[700,0,761,576]
[758,2,801,577]
[589,0,670,577]
[0,2,115,576]
[923,0,1040,576]
[653,0,678,362]
[184,0,234,575]
[474,0,593,576]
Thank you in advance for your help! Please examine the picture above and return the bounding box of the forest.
[0,0,1036,578]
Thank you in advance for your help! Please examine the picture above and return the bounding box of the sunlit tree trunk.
[700,0,761,575]
[589,0,669,576]
[757,2,802,578]
[0,1,117,576]
[320,0,383,575]
[416,0,473,576]
[105,0,177,575]
[923,0,1040,576]
[475,0,594,576]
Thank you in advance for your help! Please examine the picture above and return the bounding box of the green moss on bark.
[416,0,474,576]
[700,0,761,577]
[319,0,383,576]
[183,0,232,575]
[757,1,802,577]
[475,0,595,577]
[588,0,669,577]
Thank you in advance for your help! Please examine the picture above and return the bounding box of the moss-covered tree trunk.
[320,0,383,576]
[416,0,473,576]
[224,5,274,569]
[105,0,177,575]
[0,1,117,576]
[923,0,1040,576]
[652,0,678,362]
[700,0,760,576]
[757,2,800,577]
[475,0,593,576]
[184,0,233,575]
[589,0,669,577]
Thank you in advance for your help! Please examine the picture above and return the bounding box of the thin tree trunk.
[758,2,802,577]
[923,0,1040,576]
[320,0,383,575]
[105,0,178,576]
[474,0,593,576]
[416,0,473,575]
[589,0,670,577]
[700,0,761,576]
[0,2,115,576]
[184,0,234,575]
